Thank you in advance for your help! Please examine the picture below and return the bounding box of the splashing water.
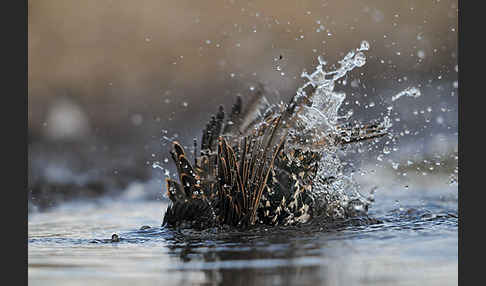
[152,162,170,177]
[289,41,372,149]
[391,87,421,102]
[287,41,387,219]
[159,41,390,223]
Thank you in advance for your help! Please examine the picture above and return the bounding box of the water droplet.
[391,87,421,101]
[359,40,370,51]
[354,52,366,67]
[152,162,163,170]
[417,50,426,59]
[317,55,327,66]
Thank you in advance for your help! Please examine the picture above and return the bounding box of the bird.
[161,81,388,230]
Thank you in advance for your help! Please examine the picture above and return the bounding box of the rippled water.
[28,182,457,286]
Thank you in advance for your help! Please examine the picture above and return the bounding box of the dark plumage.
[162,86,387,230]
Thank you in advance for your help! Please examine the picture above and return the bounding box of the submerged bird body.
[162,84,387,230]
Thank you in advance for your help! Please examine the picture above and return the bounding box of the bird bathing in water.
[161,42,390,230]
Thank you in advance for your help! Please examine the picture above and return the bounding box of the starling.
[161,83,388,230]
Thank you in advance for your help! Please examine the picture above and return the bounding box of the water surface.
[28,183,457,286]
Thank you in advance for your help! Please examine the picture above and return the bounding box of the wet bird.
[162,84,387,230]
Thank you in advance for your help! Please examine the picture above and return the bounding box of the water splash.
[288,41,373,150]
[288,41,385,219]
[160,41,389,223]
[152,162,170,177]
[391,87,421,102]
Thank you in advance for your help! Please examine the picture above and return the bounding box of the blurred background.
[28,0,458,211]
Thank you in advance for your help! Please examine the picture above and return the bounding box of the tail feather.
[222,95,242,135]
[237,83,271,136]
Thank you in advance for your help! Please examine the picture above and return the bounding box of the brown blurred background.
[28,0,458,210]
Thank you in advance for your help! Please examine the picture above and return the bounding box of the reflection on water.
[28,184,457,286]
